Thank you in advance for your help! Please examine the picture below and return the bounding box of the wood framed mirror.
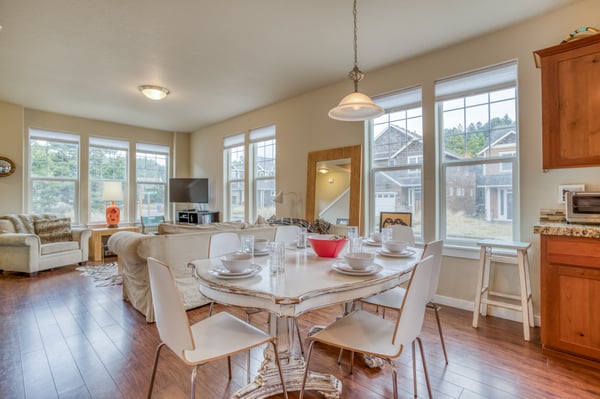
[0,156,15,177]
[306,145,362,233]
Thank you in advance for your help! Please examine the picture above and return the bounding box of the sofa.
[0,214,91,275]
[107,221,277,322]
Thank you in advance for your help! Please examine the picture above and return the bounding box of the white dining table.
[190,243,422,399]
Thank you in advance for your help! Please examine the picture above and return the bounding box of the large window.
[250,125,276,220]
[89,137,128,223]
[369,87,423,238]
[224,133,245,222]
[29,129,80,221]
[436,61,518,245]
[136,143,169,220]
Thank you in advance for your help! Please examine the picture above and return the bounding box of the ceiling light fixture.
[329,0,384,122]
[138,85,170,101]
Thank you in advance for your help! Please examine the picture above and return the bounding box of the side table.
[89,226,140,262]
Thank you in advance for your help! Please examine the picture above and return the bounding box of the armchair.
[0,214,91,276]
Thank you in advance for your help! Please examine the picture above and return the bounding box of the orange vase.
[105,201,120,228]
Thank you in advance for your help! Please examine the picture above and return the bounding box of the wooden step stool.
[473,239,534,341]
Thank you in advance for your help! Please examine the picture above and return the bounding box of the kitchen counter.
[533,222,600,238]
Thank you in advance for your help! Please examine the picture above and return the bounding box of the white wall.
[190,0,600,320]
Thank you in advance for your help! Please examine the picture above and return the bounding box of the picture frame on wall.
[379,212,412,230]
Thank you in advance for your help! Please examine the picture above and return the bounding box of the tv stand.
[177,210,220,224]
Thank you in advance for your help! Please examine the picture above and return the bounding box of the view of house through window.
[250,125,276,220]
[436,61,518,245]
[224,133,245,222]
[370,87,423,238]
[136,143,169,221]
[89,137,128,223]
[29,129,80,222]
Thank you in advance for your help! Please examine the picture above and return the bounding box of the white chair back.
[274,225,299,245]
[147,257,195,359]
[421,240,443,302]
[391,255,434,347]
[390,225,416,246]
[209,232,241,257]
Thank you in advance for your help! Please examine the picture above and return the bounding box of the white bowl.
[383,240,408,253]
[254,238,268,251]
[220,253,252,273]
[344,252,375,270]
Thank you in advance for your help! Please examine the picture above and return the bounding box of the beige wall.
[0,104,189,224]
[190,0,600,320]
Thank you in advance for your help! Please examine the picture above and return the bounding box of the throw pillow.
[34,217,72,244]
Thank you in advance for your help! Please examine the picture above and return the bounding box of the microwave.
[565,192,600,224]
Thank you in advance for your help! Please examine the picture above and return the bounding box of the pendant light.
[329,0,384,121]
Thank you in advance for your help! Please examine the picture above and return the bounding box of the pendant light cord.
[349,0,364,92]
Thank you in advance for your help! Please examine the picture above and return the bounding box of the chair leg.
[227,356,232,380]
[246,312,252,383]
[190,364,199,399]
[412,341,417,398]
[432,303,449,364]
[337,348,344,364]
[416,337,433,399]
[386,358,399,399]
[299,341,316,399]
[147,342,165,399]
[208,302,215,316]
[270,341,289,399]
[349,351,355,375]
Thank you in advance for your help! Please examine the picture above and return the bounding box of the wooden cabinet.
[534,34,600,169]
[540,235,600,365]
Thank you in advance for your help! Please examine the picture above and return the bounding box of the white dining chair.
[274,225,300,245]
[299,256,435,399]
[146,257,288,399]
[361,239,448,364]
[390,225,416,246]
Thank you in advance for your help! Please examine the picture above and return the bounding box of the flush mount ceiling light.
[318,167,329,174]
[329,0,384,122]
[138,85,170,101]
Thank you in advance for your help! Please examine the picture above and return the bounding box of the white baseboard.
[434,294,541,327]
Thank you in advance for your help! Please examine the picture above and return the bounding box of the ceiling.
[0,0,578,132]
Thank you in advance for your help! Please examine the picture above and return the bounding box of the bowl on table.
[220,253,252,273]
[307,234,348,258]
[344,252,375,270]
[383,240,408,253]
[254,238,269,252]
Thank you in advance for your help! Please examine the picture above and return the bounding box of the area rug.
[76,263,122,287]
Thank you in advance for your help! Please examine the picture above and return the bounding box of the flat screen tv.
[169,178,209,204]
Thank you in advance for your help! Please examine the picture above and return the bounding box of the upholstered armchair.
[0,214,91,276]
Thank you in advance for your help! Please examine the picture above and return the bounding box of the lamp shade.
[102,181,123,201]
[328,92,385,121]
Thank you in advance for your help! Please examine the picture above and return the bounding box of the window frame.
[249,125,276,222]
[135,143,169,222]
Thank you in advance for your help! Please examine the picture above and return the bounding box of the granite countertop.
[533,222,600,238]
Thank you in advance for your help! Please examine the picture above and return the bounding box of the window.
[29,129,80,221]
[136,143,169,220]
[89,137,128,223]
[369,87,423,238]
[224,133,245,222]
[436,61,518,245]
[250,125,276,220]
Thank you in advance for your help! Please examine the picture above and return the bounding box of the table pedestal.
[233,315,342,399]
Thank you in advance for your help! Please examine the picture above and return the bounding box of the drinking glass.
[349,236,363,254]
[241,234,254,255]
[381,227,393,245]
[296,227,308,249]
[269,241,286,275]
[346,226,358,238]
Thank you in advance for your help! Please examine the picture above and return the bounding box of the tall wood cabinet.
[534,33,600,169]
[540,235,600,365]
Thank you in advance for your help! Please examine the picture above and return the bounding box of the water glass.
[347,226,358,238]
[296,227,308,249]
[381,227,393,245]
[269,241,286,275]
[241,234,254,255]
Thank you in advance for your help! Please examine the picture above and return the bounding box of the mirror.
[306,145,362,233]
[0,156,15,177]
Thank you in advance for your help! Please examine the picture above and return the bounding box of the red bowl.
[308,235,348,258]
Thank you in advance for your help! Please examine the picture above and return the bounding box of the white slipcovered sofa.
[107,221,277,322]
[0,214,91,276]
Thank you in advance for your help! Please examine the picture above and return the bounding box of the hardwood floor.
[1,262,599,399]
